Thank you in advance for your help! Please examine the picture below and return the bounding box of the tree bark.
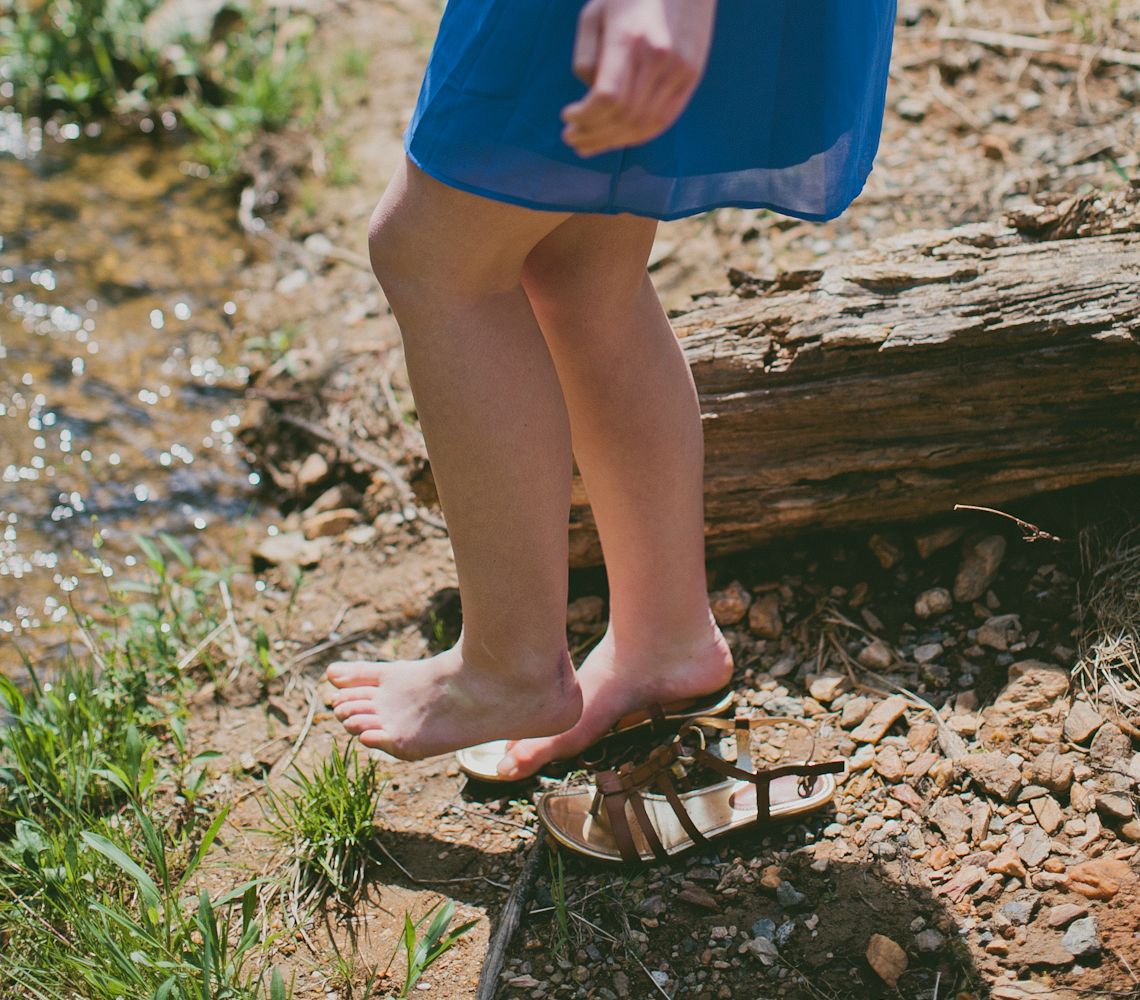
[567,188,1140,567]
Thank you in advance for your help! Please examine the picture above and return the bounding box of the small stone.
[1121,819,1140,842]
[1063,702,1103,743]
[851,696,908,743]
[977,613,1021,651]
[678,886,719,911]
[999,899,1036,926]
[711,581,751,626]
[747,591,782,638]
[915,524,966,559]
[508,975,541,988]
[1070,781,1095,813]
[746,937,779,966]
[868,533,902,569]
[775,881,807,910]
[1012,933,1074,968]
[302,507,360,539]
[928,797,972,845]
[874,746,905,782]
[775,920,796,946]
[1017,827,1052,867]
[953,534,1007,602]
[1047,903,1087,928]
[914,928,944,952]
[1067,858,1129,900]
[1095,791,1133,821]
[979,660,1069,743]
[759,865,783,891]
[895,94,930,121]
[297,452,330,490]
[961,753,1023,803]
[914,587,953,619]
[841,696,873,729]
[1089,722,1132,769]
[857,638,894,671]
[987,851,1027,880]
[751,918,776,940]
[253,531,323,568]
[1031,795,1064,834]
[913,642,943,663]
[970,801,992,844]
[1061,916,1100,957]
[808,673,846,703]
[1025,751,1074,793]
[303,483,361,517]
[866,934,907,987]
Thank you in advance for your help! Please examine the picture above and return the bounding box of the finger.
[629,70,694,144]
[564,20,634,133]
[571,2,603,86]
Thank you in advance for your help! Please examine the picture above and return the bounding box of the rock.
[840,696,873,729]
[1017,827,1052,867]
[970,801,992,843]
[508,975,542,988]
[851,696,908,743]
[711,580,752,626]
[915,524,966,559]
[953,534,1007,602]
[999,898,1036,926]
[895,94,930,121]
[1061,916,1100,957]
[746,937,779,966]
[914,587,953,618]
[1063,701,1103,743]
[1067,858,1130,900]
[253,532,323,568]
[1011,932,1074,968]
[914,928,944,952]
[993,984,1081,1000]
[759,865,783,891]
[857,638,893,671]
[302,507,360,539]
[868,533,902,569]
[1047,903,1087,928]
[977,613,1021,651]
[1025,751,1074,793]
[928,797,972,845]
[1089,722,1132,770]
[297,452,330,490]
[747,591,782,638]
[866,934,907,987]
[987,851,1027,880]
[775,881,807,910]
[961,753,1023,803]
[303,483,361,517]
[874,746,905,782]
[807,673,846,703]
[913,642,943,663]
[980,660,1069,742]
[1096,791,1133,821]
[1070,781,1095,813]
[775,920,796,946]
[1030,795,1064,834]
[678,886,718,911]
[751,918,776,940]
[1122,819,1140,842]
[566,595,605,628]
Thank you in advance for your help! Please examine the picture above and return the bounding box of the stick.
[476,830,548,1000]
[935,25,1140,69]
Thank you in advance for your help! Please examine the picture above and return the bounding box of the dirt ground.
[191,1,1140,997]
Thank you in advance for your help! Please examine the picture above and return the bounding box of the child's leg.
[498,213,734,778]
[327,159,584,759]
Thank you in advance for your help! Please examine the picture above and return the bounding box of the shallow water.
[0,114,266,674]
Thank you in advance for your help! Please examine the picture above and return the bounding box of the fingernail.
[496,753,517,779]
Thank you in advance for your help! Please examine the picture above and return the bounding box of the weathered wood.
[567,188,1140,567]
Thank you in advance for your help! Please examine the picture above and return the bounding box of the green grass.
[396,901,478,998]
[0,535,290,999]
[262,744,389,905]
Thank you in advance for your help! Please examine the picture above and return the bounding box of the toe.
[326,661,383,687]
[328,686,383,707]
[333,699,378,720]
[341,714,385,735]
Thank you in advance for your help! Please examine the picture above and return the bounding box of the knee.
[366,201,418,299]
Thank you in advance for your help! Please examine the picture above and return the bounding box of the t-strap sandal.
[454,685,736,783]
[536,713,844,864]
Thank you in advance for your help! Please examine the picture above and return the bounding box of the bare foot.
[497,615,734,780]
[325,643,583,760]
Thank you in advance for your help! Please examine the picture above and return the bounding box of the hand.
[562,0,717,158]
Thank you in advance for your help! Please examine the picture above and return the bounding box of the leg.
[499,213,733,778]
[327,159,583,759]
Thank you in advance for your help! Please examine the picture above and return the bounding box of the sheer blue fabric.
[404,0,896,222]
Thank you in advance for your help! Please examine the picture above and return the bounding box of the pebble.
[914,928,944,952]
[566,595,605,627]
[302,507,360,539]
[747,591,782,638]
[928,797,972,845]
[998,898,1035,926]
[841,696,873,728]
[953,534,1006,602]
[1030,795,1063,834]
[914,524,965,559]
[1025,751,1074,793]
[866,934,907,987]
[987,851,1027,880]
[913,641,943,663]
[1061,916,1100,957]
[807,673,846,703]
[253,531,324,568]
[1067,858,1129,900]
[297,451,329,489]
[1063,701,1103,743]
[711,580,751,626]
[851,696,908,743]
[961,753,1023,803]
[1047,903,1087,928]
[1089,721,1132,769]
[868,532,902,569]
[1095,791,1132,821]
[977,613,1021,651]
[751,918,776,940]
[746,937,779,966]
[857,638,894,671]
[1016,827,1052,867]
[775,881,807,910]
[914,586,953,618]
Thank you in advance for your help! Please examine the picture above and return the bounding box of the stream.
[0,113,268,675]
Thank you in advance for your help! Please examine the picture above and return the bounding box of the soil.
[177,1,1140,998]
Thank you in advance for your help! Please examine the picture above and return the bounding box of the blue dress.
[404,0,896,222]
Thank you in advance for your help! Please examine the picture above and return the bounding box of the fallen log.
[567,187,1140,567]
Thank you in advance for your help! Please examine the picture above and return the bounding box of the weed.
[397,901,477,998]
[262,744,388,905]
[548,849,573,956]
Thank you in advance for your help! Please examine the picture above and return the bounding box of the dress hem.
[404,139,869,224]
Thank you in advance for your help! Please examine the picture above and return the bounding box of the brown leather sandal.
[536,713,844,863]
[454,685,735,783]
